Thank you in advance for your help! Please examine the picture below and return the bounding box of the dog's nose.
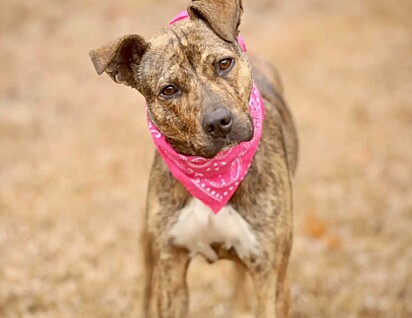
[202,108,233,138]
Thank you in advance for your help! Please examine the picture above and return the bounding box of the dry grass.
[1,0,411,317]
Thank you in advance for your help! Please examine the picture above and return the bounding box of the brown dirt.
[1,0,411,317]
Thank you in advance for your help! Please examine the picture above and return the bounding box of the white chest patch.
[169,198,259,262]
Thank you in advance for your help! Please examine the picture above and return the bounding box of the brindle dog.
[90,0,298,317]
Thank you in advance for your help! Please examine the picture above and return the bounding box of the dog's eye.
[217,58,234,74]
[160,85,179,98]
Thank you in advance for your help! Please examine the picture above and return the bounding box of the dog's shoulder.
[249,54,299,175]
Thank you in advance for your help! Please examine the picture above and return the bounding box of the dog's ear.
[188,0,243,43]
[89,35,147,87]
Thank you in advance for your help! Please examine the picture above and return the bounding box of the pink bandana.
[146,12,265,213]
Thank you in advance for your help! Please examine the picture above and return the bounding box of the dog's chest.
[169,198,259,262]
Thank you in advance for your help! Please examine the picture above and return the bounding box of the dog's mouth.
[197,123,254,159]
[166,127,253,159]
[209,137,252,158]
[165,115,254,159]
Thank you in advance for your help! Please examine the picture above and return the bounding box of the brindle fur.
[90,0,298,317]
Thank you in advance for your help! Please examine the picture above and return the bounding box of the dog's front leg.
[250,268,278,318]
[229,263,250,317]
[246,233,292,318]
[141,231,154,318]
[155,251,190,318]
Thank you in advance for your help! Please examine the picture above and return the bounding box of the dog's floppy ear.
[188,0,243,43]
[89,35,147,87]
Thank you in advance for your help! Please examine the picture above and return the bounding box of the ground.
[1,0,411,317]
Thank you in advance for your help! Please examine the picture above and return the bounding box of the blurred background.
[1,0,411,317]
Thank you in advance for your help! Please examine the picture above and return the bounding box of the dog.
[89,0,298,317]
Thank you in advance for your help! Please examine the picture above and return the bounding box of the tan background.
[1,0,412,317]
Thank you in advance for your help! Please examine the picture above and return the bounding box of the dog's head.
[90,0,253,158]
